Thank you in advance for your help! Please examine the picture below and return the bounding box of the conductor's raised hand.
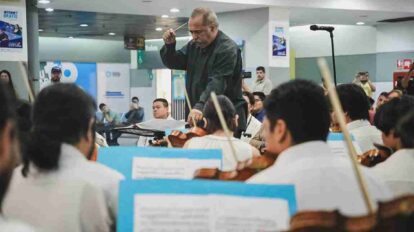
[163,29,176,45]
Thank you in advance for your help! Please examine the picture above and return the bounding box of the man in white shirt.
[0,83,34,232]
[3,84,124,232]
[371,97,414,197]
[248,80,391,216]
[336,84,382,153]
[240,91,262,143]
[252,66,273,95]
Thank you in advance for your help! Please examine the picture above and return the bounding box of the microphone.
[310,25,335,32]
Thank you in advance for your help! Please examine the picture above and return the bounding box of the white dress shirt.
[4,171,111,232]
[4,144,124,231]
[241,114,262,143]
[248,141,392,216]
[0,217,36,232]
[252,78,273,95]
[370,149,414,197]
[186,135,253,171]
[347,119,383,153]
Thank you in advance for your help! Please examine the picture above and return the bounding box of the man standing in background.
[246,66,273,95]
[353,71,376,97]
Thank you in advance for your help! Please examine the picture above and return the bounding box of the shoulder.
[216,31,238,52]
[85,162,125,181]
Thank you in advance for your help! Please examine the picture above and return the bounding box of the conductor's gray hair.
[191,7,219,27]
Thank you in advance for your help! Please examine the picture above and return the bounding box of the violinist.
[335,84,382,153]
[183,95,260,171]
[240,91,262,144]
[371,97,414,197]
[247,80,392,216]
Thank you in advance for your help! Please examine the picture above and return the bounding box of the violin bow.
[18,61,35,102]
[180,79,197,127]
[318,58,375,214]
[210,92,239,164]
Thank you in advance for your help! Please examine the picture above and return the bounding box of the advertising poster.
[272,26,287,57]
[40,61,97,100]
[0,6,27,61]
[97,63,130,113]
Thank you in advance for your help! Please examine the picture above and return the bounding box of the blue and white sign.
[0,5,27,61]
[118,179,296,231]
[98,146,222,180]
[97,63,130,113]
[40,62,97,100]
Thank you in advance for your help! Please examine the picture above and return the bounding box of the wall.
[376,21,414,53]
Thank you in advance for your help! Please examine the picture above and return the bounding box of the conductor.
[160,7,246,137]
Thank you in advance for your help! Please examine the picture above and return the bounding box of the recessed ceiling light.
[108,32,116,36]
[161,15,169,18]
[356,22,365,25]
[45,8,54,12]
[80,24,88,27]
[38,29,44,32]
[38,0,50,4]
[155,27,163,31]
[170,8,180,13]
[68,36,74,39]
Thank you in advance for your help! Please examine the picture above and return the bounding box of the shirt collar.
[392,148,414,157]
[59,143,87,165]
[347,119,371,131]
[274,141,332,168]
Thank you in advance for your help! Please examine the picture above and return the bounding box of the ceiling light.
[108,32,116,36]
[356,22,365,25]
[161,15,169,18]
[68,36,74,39]
[80,24,88,27]
[38,29,44,32]
[155,27,163,31]
[45,8,54,12]
[38,0,50,4]
[170,8,180,13]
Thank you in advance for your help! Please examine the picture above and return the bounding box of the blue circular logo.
[64,69,71,78]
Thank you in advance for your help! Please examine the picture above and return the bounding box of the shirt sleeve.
[263,79,273,95]
[160,43,188,70]
[194,47,239,111]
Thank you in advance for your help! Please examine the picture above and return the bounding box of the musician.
[0,83,34,231]
[160,7,246,137]
[252,91,266,122]
[336,84,382,153]
[376,92,388,110]
[371,110,414,197]
[240,91,262,143]
[247,80,391,216]
[373,95,414,152]
[184,95,260,171]
[3,84,124,232]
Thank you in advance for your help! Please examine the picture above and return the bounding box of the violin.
[194,152,277,181]
[289,194,414,231]
[330,122,341,133]
[358,143,393,167]
[167,119,207,148]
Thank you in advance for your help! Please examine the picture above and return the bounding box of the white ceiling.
[37,0,414,27]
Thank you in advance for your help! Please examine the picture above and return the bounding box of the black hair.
[252,91,266,101]
[336,84,370,121]
[153,98,169,108]
[98,103,106,110]
[0,70,16,98]
[132,96,139,102]
[242,91,255,105]
[379,92,388,98]
[256,66,265,73]
[265,79,330,143]
[203,95,237,134]
[374,95,414,136]
[22,84,96,176]
[396,110,414,148]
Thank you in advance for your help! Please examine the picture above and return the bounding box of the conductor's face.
[188,15,217,48]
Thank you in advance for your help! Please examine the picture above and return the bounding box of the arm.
[263,79,273,95]
[368,80,376,92]
[249,126,265,151]
[160,43,188,70]
[194,47,238,111]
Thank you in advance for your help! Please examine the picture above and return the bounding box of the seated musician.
[336,83,382,153]
[240,91,262,143]
[371,96,414,196]
[3,84,124,232]
[247,79,392,216]
[184,95,260,171]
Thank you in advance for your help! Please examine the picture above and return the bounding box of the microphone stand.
[329,31,337,86]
